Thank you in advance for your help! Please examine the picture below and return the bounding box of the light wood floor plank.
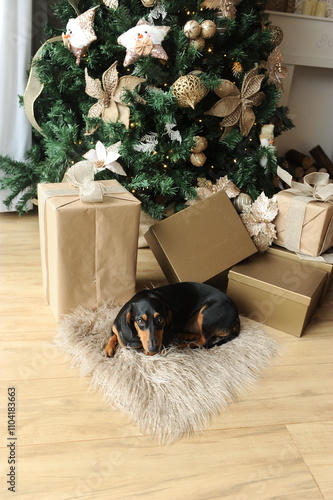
[0,209,332,500]
[0,426,324,500]
[287,422,333,499]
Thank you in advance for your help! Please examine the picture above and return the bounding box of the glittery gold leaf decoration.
[172,74,208,109]
[205,66,265,137]
[200,0,237,19]
[103,0,119,8]
[232,61,243,77]
[187,175,240,204]
[240,192,278,252]
[84,62,145,134]
[262,47,288,91]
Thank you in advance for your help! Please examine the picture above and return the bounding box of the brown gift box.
[267,244,333,305]
[38,180,141,321]
[144,190,257,284]
[227,252,327,337]
[274,190,333,257]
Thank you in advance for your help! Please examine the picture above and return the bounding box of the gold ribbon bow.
[63,161,106,202]
[277,166,333,252]
[135,37,153,56]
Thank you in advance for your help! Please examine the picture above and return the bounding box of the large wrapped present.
[274,166,333,257]
[144,189,257,284]
[38,162,141,321]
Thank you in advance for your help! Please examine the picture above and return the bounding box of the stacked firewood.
[283,145,333,182]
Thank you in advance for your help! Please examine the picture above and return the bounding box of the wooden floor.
[0,209,332,500]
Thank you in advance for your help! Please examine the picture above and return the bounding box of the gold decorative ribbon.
[277,166,333,252]
[23,36,63,135]
[23,1,82,134]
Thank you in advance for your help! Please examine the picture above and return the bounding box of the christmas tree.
[0,0,293,218]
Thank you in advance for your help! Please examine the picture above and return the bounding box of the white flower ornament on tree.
[83,141,126,176]
[117,19,170,67]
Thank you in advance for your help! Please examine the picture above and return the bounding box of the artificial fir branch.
[0,0,293,216]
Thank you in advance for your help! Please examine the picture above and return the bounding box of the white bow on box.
[63,161,107,203]
[277,166,333,203]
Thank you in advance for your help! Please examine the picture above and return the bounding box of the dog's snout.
[148,338,159,353]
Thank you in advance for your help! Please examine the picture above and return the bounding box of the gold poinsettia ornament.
[205,66,265,137]
[84,61,145,134]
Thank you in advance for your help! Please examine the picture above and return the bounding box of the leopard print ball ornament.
[184,20,202,39]
[172,74,208,109]
[200,20,216,39]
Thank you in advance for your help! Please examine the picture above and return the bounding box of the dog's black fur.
[105,282,240,357]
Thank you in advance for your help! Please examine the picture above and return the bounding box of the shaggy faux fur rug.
[56,303,281,443]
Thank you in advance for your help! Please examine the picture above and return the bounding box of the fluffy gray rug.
[56,303,281,443]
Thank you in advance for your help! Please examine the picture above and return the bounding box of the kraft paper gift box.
[144,190,257,284]
[273,167,333,257]
[267,244,333,305]
[227,252,327,337]
[38,172,141,322]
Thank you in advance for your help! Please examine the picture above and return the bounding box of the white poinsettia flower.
[83,141,126,176]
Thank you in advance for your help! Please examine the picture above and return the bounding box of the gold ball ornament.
[141,0,156,6]
[192,136,208,153]
[232,193,253,213]
[190,152,207,167]
[190,36,206,51]
[172,74,208,109]
[184,20,202,39]
[200,20,217,39]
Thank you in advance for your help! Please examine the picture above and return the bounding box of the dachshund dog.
[105,282,240,357]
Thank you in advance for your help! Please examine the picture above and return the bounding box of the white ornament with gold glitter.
[62,7,98,65]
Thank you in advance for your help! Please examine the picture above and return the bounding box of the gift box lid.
[144,190,257,283]
[228,253,327,306]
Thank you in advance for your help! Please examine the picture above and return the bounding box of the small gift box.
[274,166,333,257]
[38,161,141,321]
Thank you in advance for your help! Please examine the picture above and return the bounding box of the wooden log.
[285,149,315,169]
[309,145,333,177]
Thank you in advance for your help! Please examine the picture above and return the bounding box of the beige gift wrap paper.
[274,166,333,257]
[274,191,333,257]
[38,180,141,321]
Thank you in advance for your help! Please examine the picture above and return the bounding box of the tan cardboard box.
[38,180,141,321]
[267,245,333,305]
[227,252,327,337]
[144,190,257,284]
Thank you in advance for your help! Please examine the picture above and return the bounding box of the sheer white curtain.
[0,0,33,211]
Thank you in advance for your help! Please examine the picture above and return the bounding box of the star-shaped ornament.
[117,19,170,67]
[62,7,98,65]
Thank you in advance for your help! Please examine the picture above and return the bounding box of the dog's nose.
[148,344,159,354]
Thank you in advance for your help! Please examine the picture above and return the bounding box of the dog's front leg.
[105,333,118,357]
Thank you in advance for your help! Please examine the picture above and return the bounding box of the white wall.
[276,65,333,161]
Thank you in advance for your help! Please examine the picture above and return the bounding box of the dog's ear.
[115,302,141,347]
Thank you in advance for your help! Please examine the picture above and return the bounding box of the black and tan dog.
[105,282,240,357]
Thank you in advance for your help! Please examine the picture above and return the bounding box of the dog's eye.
[156,316,165,325]
[136,318,145,326]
